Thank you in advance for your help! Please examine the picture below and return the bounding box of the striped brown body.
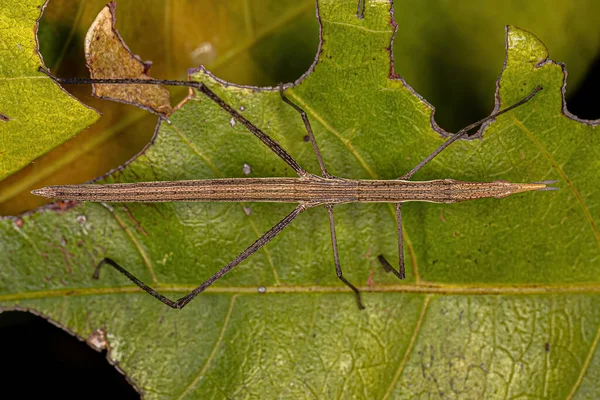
[32,176,547,205]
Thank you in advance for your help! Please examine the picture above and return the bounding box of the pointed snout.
[447,179,559,202]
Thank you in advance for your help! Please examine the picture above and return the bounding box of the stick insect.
[33,68,556,310]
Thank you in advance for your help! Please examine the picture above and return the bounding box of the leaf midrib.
[5,282,600,303]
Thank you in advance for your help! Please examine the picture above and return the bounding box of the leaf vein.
[8,282,600,303]
[0,75,46,81]
[511,115,600,247]
[248,216,281,285]
[106,206,158,284]
[567,320,600,399]
[287,92,377,179]
[176,294,238,400]
[382,294,431,399]
[169,124,222,177]
[321,18,394,34]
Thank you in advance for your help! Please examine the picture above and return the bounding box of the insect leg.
[398,86,542,180]
[394,203,406,279]
[93,258,179,307]
[94,204,308,309]
[356,0,366,19]
[197,84,308,178]
[377,255,393,272]
[279,84,331,178]
[326,204,365,310]
[375,204,405,280]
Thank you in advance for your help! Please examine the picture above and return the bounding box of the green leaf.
[0,0,98,180]
[2,0,600,398]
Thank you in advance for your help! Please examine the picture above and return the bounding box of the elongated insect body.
[34,66,555,310]
[33,177,552,205]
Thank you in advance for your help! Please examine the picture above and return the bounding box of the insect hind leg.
[94,258,179,308]
[94,204,307,309]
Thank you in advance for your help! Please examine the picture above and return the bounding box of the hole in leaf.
[0,311,139,399]
[391,8,499,134]
[391,5,600,133]
[566,52,600,121]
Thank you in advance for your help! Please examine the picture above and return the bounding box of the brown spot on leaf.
[122,205,148,236]
[0,112,9,121]
[87,328,108,351]
[14,218,24,228]
[366,268,375,287]
[365,244,373,259]
[85,2,171,116]
[45,237,74,275]
[48,200,78,212]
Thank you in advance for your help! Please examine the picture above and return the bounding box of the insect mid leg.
[394,203,406,279]
[377,255,393,272]
[279,84,332,178]
[326,204,365,310]
[356,0,366,19]
[94,204,307,309]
